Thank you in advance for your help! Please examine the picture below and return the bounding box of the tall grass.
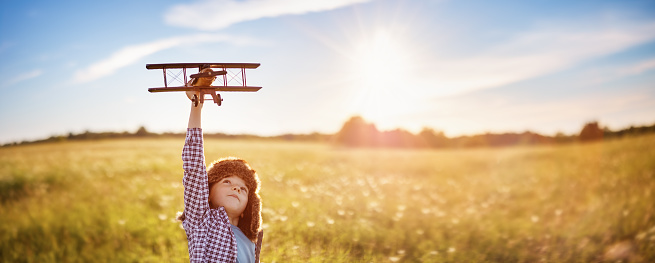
[1,135,654,262]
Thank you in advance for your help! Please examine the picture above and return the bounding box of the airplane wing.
[146,63,260,69]
[148,86,262,92]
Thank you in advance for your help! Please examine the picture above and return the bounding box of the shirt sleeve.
[182,128,238,262]
[182,128,209,228]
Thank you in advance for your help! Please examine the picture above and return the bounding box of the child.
[177,90,263,263]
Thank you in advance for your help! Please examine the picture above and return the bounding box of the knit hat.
[207,157,262,242]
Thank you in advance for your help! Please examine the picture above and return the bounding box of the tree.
[379,129,418,148]
[418,127,449,148]
[135,126,150,137]
[334,116,380,147]
[579,121,603,142]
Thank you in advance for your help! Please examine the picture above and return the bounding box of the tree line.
[3,117,654,148]
[1,126,332,147]
[333,116,655,148]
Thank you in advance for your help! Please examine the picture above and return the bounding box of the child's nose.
[232,186,240,193]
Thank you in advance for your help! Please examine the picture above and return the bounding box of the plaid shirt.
[182,128,237,262]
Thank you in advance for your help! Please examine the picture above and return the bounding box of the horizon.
[2,0,655,144]
[8,115,653,145]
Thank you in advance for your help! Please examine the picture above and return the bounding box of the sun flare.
[349,29,420,128]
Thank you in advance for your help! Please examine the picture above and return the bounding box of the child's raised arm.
[179,91,238,262]
[181,91,207,227]
[181,90,211,226]
[187,91,203,128]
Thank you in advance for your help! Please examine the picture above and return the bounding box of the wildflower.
[531,215,539,223]
[466,207,476,214]
[262,207,275,216]
[291,201,299,208]
[326,218,334,225]
[393,212,404,221]
[603,241,636,261]
[369,201,379,209]
[307,221,315,227]
[448,247,456,253]
[357,179,365,186]
[158,214,167,221]
[389,256,401,262]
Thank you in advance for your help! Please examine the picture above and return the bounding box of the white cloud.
[414,86,655,136]
[420,21,655,98]
[3,69,42,87]
[165,0,374,30]
[73,34,256,83]
[618,58,655,76]
[333,17,655,132]
[577,57,655,86]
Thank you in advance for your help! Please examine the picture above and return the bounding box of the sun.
[354,30,407,87]
[348,29,419,128]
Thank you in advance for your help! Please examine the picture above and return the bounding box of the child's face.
[209,175,249,218]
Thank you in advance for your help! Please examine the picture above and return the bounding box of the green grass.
[1,135,654,262]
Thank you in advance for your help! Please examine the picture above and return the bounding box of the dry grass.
[1,135,654,262]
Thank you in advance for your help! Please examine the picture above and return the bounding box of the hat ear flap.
[238,193,262,242]
[250,194,262,240]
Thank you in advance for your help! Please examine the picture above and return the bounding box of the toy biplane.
[146,63,261,107]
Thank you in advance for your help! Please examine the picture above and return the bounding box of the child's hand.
[186,90,204,109]
[186,90,198,101]
[187,90,203,127]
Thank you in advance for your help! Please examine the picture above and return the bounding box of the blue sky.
[1,0,654,144]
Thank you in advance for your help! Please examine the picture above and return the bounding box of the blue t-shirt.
[231,225,255,263]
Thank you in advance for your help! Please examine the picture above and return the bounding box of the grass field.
[1,134,654,262]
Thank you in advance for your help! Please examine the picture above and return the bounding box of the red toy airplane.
[146,63,261,106]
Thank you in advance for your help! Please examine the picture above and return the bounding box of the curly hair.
[177,157,262,242]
